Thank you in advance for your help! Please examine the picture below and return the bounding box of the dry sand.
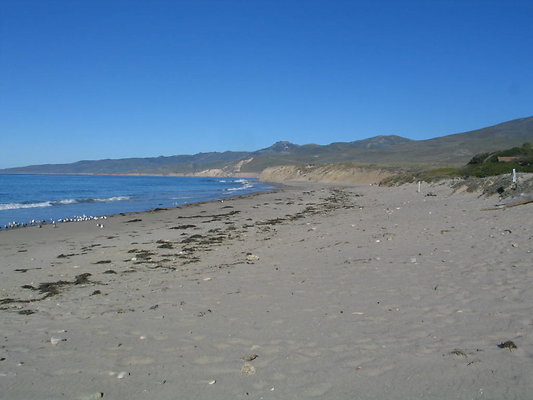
[0,182,532,399]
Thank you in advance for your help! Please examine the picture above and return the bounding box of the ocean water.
[0,174,274,228]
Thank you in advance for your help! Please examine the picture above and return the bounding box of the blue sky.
[1,0,532,168]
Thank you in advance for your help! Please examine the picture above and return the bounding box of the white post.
[417,181,421,193]
[512,168,518,190]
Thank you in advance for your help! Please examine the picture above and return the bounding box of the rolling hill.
[1,116,532,176]
[241,117,533,171]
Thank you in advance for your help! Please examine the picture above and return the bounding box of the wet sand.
[0,182,532,399]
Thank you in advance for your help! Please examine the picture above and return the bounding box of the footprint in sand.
[303,382,333,397]
[193,356,225,365]
[119,356,154,366]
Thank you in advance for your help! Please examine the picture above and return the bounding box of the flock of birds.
[2,215,107,230]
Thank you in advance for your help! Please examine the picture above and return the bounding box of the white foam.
[0,196,130,211]
[0,201,52,211]
[55,199,78,205]
[93,196,130,202]
[225,180,254,192]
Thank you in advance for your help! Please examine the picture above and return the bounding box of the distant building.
[497,156,520,163]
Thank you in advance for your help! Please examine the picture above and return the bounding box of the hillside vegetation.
[381,142,533,186]
[464,142,533,177]
[246,116,533,171]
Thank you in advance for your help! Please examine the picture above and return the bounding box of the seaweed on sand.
[0,273,99,313]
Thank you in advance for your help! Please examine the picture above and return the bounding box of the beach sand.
[1,182,532,399]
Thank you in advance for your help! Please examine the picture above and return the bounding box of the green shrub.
[466,142,533,165]
[467,152,491,165]
[462,162,533,177]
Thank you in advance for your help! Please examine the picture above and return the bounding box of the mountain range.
[1,116,532,176]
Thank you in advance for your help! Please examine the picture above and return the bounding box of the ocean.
[0,174,274,228]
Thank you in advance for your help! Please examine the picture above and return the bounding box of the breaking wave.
[0,196,131,211]
[225,179,254,192]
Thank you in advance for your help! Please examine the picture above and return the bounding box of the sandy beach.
[1,182,532,399]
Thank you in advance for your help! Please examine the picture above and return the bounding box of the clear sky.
[1,0,532,168]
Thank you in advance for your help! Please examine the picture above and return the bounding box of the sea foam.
[0,196,130,211]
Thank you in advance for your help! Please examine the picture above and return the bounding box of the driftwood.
[482,193,533,210]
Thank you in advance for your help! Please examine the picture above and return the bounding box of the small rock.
[116,371,130,379]
[246,254,260,262]
[450,349,468,357]
[498,341,517,351]
[50,336,66,345]
[241,354,258,361]
[76,393,104,400]
[241,363,256,375]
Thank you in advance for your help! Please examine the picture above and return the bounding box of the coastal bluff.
[259,164,394,184]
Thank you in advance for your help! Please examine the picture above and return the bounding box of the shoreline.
[1,181,532,399]
[0,176,276,230]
